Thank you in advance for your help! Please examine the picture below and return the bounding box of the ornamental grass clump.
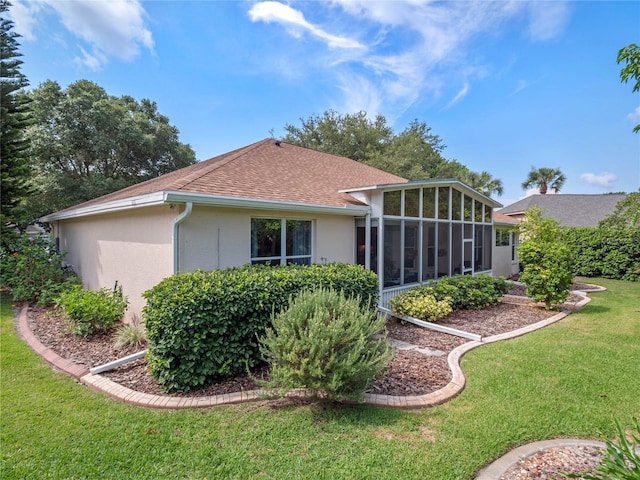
[258,288,393,402]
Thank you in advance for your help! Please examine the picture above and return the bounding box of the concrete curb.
[16,290,593,410]
[475,438,607,479]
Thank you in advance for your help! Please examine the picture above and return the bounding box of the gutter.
[173,202,193,273]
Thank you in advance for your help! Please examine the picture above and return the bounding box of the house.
[498,193,627,227]
[492,211,520,278]
[41,139,502,320]
[493,193,629,278]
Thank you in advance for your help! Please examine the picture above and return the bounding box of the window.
[251,218,312,265]
[495,229,510,246]
[404,189,420,217]
[384,190,401,216]
[423,188,436,218]
[438,187,450,220]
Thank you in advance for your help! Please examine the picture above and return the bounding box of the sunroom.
[345,180,502,307]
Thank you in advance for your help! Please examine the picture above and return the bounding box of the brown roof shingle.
[58,139,408,213]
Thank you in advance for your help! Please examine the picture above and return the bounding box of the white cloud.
[525,1,571,41]
[7,0,44,41]
[248,1,572,118]
[580,172,618,187]
[443,83,470,110]
[11,0,153,70]
[628,105,640,123]
[248,2,363,49]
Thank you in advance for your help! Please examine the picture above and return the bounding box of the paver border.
[16,289,594,410]
[474,438,608,479]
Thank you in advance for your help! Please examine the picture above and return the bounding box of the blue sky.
[9,0,640,206]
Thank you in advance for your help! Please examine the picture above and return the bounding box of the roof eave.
[41,190,371,222]
[40,191,167,222]
[164,191,370,216]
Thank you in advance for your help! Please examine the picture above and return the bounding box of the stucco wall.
[177,206,357,272]
[54,205,175,322]
[492,227,519,278]
[54,204,359,322]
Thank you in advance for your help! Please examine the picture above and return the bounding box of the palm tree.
[521,167,566,194]
[460,170,504,197]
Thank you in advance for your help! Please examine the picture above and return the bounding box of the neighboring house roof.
[498,194,627,227]
[43,139,408,221]
[493,211,520,226]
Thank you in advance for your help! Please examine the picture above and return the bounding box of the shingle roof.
[498,194,627,227]
[54,139,408,213]
[493,211,520,225]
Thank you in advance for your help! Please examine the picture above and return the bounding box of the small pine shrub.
[0,234,80,305]
[114,319,146,349]
[57,285,128,337]
[389,287,453,321]
[258,288,393,402]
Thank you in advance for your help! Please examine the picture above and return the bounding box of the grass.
[1,278,639,479]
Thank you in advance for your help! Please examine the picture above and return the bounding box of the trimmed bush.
[143,263,378,392]
[389,274,508,321]
[57,285,128,337]
[258,288,393,402]
[389,287,453,321]
[564,227,640,282]
[431,274,509,310]
[0,234,80,305]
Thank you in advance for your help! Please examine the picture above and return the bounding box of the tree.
[25,79,197,218]
[457,169,504,197]
[521,166,566,194]
[599,191,640,228]
[0,0,33,245]
[617,43,640,133]
[283,110,504,195]
[283,109,392,163]
[517,207,574,309]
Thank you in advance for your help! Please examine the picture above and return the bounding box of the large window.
[251,218,312,265]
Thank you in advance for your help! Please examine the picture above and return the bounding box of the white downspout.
[173,202,193,273]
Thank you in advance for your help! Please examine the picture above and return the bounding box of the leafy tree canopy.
[25,79,196,219]
[282,110,503,197]
[599,191,640,228]
[521,166,566,194]
[617,43,640,133]
[0,0,33,244]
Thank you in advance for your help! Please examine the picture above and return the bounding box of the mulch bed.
[25,286,568,398]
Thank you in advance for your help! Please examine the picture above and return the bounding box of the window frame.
[250,217,313,265]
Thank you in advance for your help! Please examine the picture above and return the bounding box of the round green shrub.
[258,288,393,402]
[389,288,453,321]
[57,285,128,337]
[143,263,378,393]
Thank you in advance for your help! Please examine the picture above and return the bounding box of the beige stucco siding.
[54,205,175,322]
[492,226,519,278]
[177,206,356,272]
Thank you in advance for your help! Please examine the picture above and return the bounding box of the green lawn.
[2,278,639,480]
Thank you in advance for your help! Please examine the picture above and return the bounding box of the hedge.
[563,227,640,282]
[142,263,378,392]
